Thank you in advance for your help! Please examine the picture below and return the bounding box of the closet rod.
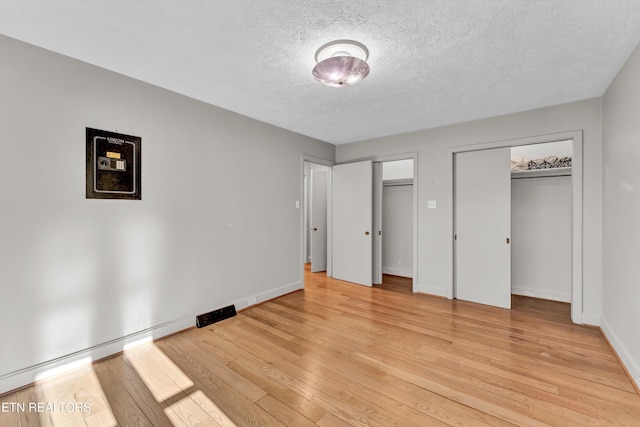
[511,173,571,180]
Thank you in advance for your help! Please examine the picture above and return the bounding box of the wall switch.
[295,200,300,209]
[428,200,437,209]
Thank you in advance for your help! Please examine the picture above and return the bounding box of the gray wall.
[382,185,413,278]
[0,36,334,391]
[602,41,640,387]
[336,98,603,324]
[511,176,572,302]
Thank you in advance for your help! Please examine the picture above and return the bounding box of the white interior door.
[332,161,373,286]
[455,148,511,309]
[310,169,328,272]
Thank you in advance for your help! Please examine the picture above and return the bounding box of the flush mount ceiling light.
[312,40,370,88]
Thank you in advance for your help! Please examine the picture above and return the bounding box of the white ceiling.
[2,1,640,144]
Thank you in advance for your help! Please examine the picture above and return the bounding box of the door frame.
[341,152,419,289]
[447,131,583,324]
[301,155,334,287]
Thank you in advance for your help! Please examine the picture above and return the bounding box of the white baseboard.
[382,267,413,278]
[600,318,640,391]
[0,315,194,395]
[234,280,302,311]
[511,286,571,303]
[581,313,601,326]
[0,280,304,395]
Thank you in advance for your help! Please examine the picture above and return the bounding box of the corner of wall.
[600,318,640,392]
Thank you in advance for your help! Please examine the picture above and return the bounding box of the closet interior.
[381,159,414,282]
[510,140,573,302]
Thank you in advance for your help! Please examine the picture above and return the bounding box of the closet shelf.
[511,167,572,179]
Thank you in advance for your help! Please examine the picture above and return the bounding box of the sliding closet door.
[455,148,511,309]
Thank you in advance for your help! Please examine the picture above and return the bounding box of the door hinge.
[454,234,457,240]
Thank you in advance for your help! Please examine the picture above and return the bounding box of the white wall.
[0,36,334,392]
[336,98,603,321]
[511,176,572,302]
[382,159,414,181]
[602,41,640,389]
[511,140,573,160]
[382,185,413,278]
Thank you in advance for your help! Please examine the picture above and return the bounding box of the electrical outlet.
[248,297,257,306]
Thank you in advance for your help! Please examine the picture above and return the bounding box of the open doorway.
[302,155,418,295]
[510,140,573,303]
[303,161,330,274]
[374,159,414,293]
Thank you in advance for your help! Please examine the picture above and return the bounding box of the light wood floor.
[2,267,639,426]
[374,274,412,293]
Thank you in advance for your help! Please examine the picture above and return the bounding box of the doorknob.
[365,231,370,235]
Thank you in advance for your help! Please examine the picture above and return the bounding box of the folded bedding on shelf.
[510,156,572,171]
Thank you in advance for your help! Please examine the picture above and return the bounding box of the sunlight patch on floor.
[124,342,194,402]
[165,390,236,427]
[38,365,116,427]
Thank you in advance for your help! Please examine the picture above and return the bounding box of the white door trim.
[447,131,583,324]
[372,162,383,285]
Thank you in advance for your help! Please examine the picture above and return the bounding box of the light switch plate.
[428,200,437,209]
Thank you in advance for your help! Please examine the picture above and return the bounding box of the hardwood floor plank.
[105,354,176,427]
[3,266,639,426]
[92,358,156,427]
[228,357,327,423]
[16,387,50,427]
[349,350,548,427]
[206,384,285,427]
[162,391,223,427]
[155,336,227,392]
[316,410,353,427]
[163,333,267,403]
[37,368,94,427]
[211,337,327,423]
[295,342,515,426]
[255,394,317,427]
[0,393,22,427]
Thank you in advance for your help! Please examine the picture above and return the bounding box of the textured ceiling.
[1,1,640,144]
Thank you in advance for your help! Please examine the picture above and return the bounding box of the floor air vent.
[196,304,237,328]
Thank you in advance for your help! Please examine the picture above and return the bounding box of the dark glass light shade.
[312,56,370,88]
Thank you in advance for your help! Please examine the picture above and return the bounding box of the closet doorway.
[511,141,573,302]
[302,155,418,293]
[452,131,583,324]
[374,159,415,293]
